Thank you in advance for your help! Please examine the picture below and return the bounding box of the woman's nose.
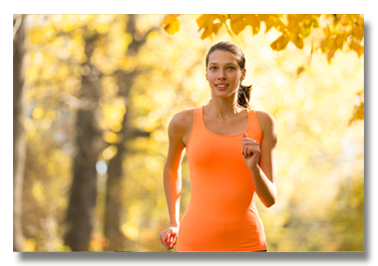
[218,69,226,79]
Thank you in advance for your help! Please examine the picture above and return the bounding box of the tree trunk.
[103,101,129,250]
[103,14,151,251]
[64,31,104,251]
[13,14,27,252]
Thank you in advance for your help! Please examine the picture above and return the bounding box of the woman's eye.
[209,66,234,70]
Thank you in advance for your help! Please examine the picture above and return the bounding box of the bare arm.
[164,112,187,227]
[242,111,277,208]
[253,111,277,207]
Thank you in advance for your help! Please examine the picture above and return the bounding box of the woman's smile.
[215,83,229,90]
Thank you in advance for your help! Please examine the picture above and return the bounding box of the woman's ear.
[241,68,246,81]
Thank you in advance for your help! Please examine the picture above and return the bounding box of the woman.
[159,41,277,252]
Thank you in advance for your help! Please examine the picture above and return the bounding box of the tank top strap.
[191,105,207,134]
[186,105,206,153]
[194,105,207,131]
[246,108,262,144]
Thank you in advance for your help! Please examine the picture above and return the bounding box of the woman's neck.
[206,98,244,119]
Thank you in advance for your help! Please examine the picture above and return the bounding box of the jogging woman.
[159,41,277,252]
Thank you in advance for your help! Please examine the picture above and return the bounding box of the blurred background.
[13,14,364,252]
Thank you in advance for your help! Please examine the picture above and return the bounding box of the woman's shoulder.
[253,109,276,135]
[254,110,275,124]
[171,108,196,124]
[169,108,196,134]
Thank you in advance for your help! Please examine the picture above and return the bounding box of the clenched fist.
[159,227,178,250]
[242,132,260,170]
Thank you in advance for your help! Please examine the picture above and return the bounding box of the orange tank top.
[176,105,267,252]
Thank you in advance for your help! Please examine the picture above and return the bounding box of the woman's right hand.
[159,226,179,250]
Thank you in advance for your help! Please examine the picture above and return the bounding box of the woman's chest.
[204,115,249,136]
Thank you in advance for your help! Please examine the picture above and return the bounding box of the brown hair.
[205,41,252,109]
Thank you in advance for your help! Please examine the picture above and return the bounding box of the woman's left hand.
[242,132,260,170]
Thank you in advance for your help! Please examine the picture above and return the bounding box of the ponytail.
[237,82,252,109]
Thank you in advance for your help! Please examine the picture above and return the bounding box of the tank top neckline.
[200,105,252,138]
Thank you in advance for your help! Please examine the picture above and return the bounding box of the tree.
[103,14,158,251]
[13,14,28,252]
[64,29,106,251]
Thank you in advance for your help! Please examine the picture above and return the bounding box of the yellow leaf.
[324,25,331,36]
[244,14,260,35]
[212,22,222,34]
[287,14,304,28]
[196,14,217,30]
[321,36,335,52]
[289,25,304,49]
[196,14,224,39]
[356,102,364,120]
[196,14,209,29]
[200,22,222,40]
[200,27,212,40]
[294,36,304,49]
[345,14,355,22]
[356,16,364,27]
[351,26,364,42]
[229,14,247,35]
[301,14,313,27]
[266,15,286,33]
[335,32,347,51]
[216,14,227,24]
[257,14,269,23]
[162,14,179,26]
[258,15,284,33]
[350,40,364,57]
[341,16,351,26]
[349,91,365,125]
[327,48,336,63]
[164,18,180,35]
[297,66,305,77]
[270,33,290,51]
[289,24,300,35]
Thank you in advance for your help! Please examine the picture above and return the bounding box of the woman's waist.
[182,200,260,223]
[188,188,256,206]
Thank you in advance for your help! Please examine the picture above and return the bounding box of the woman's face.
[206,50,246,99]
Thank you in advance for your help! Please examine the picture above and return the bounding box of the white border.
[4,1,375,265]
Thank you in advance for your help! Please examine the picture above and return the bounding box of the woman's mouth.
[215,84,228,90]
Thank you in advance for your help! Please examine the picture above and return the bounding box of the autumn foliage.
[163,14,364,60]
